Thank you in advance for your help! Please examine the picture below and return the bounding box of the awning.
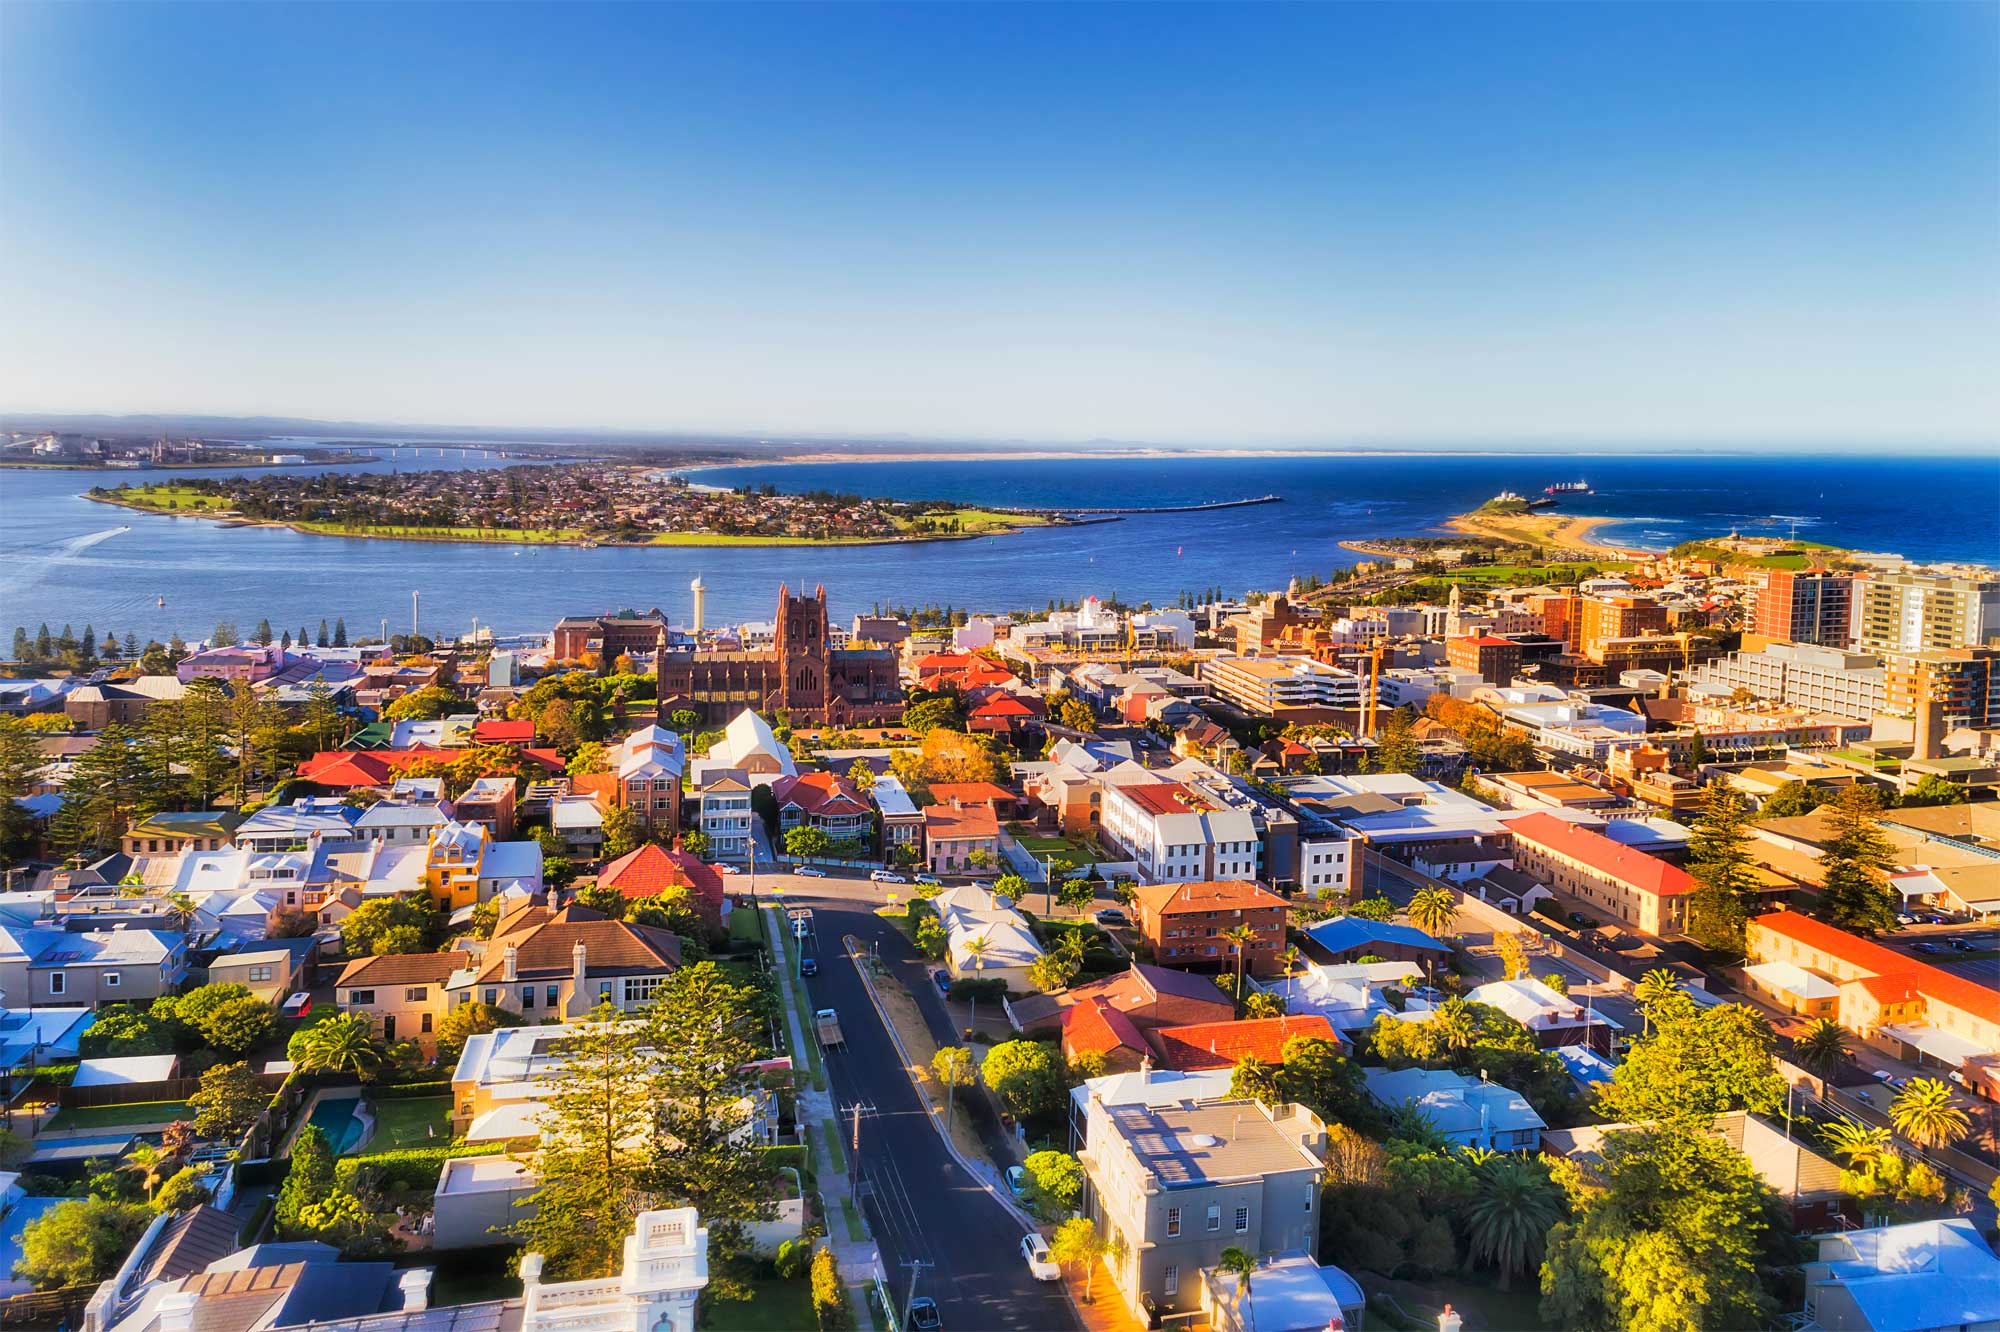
[1881,1022,1988,1068]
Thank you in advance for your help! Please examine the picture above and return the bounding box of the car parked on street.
[1021,1234,1060,1282]
[714,863,741,875]
[914,873,943,887]
[1913,942,1943,955]
[795,865,827,878]
[932,969,953,997]
[1006,1165,1030,1199]
[1948,938,1978,952]
[1094,908,1128,927]
[871,870,908,884]
[907,1297,943,1331]
[799,955,818,977]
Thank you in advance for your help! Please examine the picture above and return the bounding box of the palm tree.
[1890,1078,1972,1149]
[1819,1117,1893,1168]
[1463,1154,1562,1290]
[1223,925,1258,1001]
[1791,1019,1850,1080]
[961,932,992,1034]
[1429,996,1475,1056]
[1407,886,1458,939]
[122,1142,170,1199]
[293,1013,387,1081]
[1216,1245,1257,1332]
[1633,967,1683,1036]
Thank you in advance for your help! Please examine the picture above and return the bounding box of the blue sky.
[3,2,1994,448]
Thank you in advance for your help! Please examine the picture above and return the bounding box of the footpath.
[763,904,885,1331]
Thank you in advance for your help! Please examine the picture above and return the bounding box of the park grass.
[702,1276,817,1332]
[110,485,235,512]
[1436,561,1633,583]
[817,1119,846,1174]
[364,1095,452,1151]
[45,1100,192,1132]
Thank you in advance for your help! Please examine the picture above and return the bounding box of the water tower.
[689,574,706,634]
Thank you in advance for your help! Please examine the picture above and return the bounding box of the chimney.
[502,944,518,982]
[158,1292,200,1332]
[398,1269,432,1312]
[572,940,587,982]
[1438,1307,1462,1332]
[1138,1052,1153,1083]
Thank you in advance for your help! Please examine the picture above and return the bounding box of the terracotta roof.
[1147,1015,1340,1070]
[923,802,999,840]
[1063,996,1149,1058]
[967,693,1034,718]
[337,952,464,987]
[772,772,870,818]
[473,719,535,744]
[1751,911,2000,1024]
[475,917,681,983]
[1506,811,1695,897]
[600,843,698,898]
[1120,782,1211,818]
[300,745,561,787]
[1133,879,1288,916]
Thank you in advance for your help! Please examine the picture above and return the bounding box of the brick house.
[1133,879,1289,977]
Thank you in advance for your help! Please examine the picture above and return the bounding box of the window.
[249,966,273,982]
[484,988,498,1005]
[421,1012,433,1033]
[1162,1266,1179,1297]
[1234,1206,1249,1233]
[349,989,375,1005]
[406,986,428,1002]
[546,984,560,1007]
[521,987,535,1009]
[1165,1207,1181,1238]
[1205,1205,1220,1233]
[104,971,121,988]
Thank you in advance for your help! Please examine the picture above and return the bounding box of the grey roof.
[1811,1219,2000,1332]
[136,1206,241,1286]
[1102,1099,1320,1188]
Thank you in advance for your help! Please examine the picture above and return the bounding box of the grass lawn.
[729,907,766,945]
[777,927,827,1091]
[365,1096,452,1151]
[841,1197,866,1243]
[702,1277,816,1332]
[1010,833,1113,866]
[116,485,234,512]
[46,1100,192,1131]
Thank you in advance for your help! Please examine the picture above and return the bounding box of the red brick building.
[657,584,902,725]
[1132,879,1289,977]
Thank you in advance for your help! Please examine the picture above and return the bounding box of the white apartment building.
[1688,642,1887,720]
[1299,833,1356,898]
[1853,570,2000,654]
[1101,780,1260,884]
[1202,656,1367,716]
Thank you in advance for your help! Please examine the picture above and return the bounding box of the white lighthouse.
[690,574,706,634]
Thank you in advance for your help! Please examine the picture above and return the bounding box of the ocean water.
[0,450,1993,643]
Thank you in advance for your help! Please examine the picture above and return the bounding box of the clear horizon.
[4,2,1996,449]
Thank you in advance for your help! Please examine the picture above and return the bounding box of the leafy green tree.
[291,1014,387,1081]
[572,881,631,919]
[1230,1054,1282,1106]
[51,725,174,854]
[1540,1126,1777,1332]
[1758,779,1825,820]
[981,1040,1066,1119]
[1901,774,1966,808]
[785,825,831,861]
[1597,993,1782,1123]
[1372,712,1422,774]
[154,1166,210,1212]
[515,1001,657,1278]
[383,686,459,721]
[1685,785,1759,952]
[295,1189,398,1256]
[338,895,440,956]
[198,995,278,1054]
[902,694,965,736]
[1022,1150,1085,1217]
[676,828,709,858]
[276,1124,336,1236]
[846,760,877,794]
[626,886,700,936]
[1815,786,1901,931]
[13,1199,153,1289]
[1342,896,1397,922]
[1889,1077,1971,1148]
[1050,1217,1108,1299]
[433,1001,524,1065]
[810,1247,850,1330]
[189,1061,264,1140]
[931,1046,976,1128]
[77,1004,176,1057]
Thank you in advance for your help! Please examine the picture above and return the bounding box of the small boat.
[156,595,165,607]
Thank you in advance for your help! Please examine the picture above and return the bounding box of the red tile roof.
[771,772,870,818]
[597,844,725,918]
[1063,996,1148,1059]
[1120,782,1211,818]
[923,803,999,840]
[473,719,535,745]
[1147,1015,1340,1071]
[1133,879,1288,916]
[301,746,563,788]
[1506,812,1695,897]
[926,783,1016,807]
[1751,911,2000,1025]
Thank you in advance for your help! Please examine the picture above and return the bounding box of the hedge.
[947,977,1007,1002]
[373,1081,452,1100]
[335,1141,509,1192]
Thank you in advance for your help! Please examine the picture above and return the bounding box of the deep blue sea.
[2,450,1993,643]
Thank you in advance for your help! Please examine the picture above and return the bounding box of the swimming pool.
[303,1094,366,1155]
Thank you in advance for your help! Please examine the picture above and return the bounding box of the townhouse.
[1101,781,1259,885]
[1504,810,1693,939]
[770,771,874,842]
[611,724,686,840]
[923,800,1001,875]
[120,811,242,856]
[0,926,188,1005]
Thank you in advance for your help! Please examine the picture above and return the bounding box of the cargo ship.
[1545,480,1592,494]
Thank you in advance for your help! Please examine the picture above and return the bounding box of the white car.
[1020,1233,1060,1282]
[914,874,943,887]
[713,863,741,875]
[870,870,908,884]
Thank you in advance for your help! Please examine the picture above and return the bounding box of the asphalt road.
[791,891,1079,1332]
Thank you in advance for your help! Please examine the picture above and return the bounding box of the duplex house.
[1078,1095,1326,1320]
[464,904,682,1021]
[1133,880,1288,978]
[337,951,474,1051]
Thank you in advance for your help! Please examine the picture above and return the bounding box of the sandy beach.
[1442,508,1635,556]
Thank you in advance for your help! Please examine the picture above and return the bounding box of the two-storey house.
[1133,880,1288,978]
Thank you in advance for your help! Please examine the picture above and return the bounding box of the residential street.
[778,878,1080,1332]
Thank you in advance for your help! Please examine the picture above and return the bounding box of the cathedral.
[657,583,903,725]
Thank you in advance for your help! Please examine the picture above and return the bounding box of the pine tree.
[1815,787,1900,931]
[80,626,95,662]
[275,1124,335,1235]
[101,629,121,659]
[1686,785,1757,952]
[513,1001,656,1278]
[33,624,52,659]
[333,618,347,647]
[124,632,139,658]
[12,627,29,661]
[317,620,330,648]
[212,622,237,647]
[255,619,273,646]
[281,631,292,650]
